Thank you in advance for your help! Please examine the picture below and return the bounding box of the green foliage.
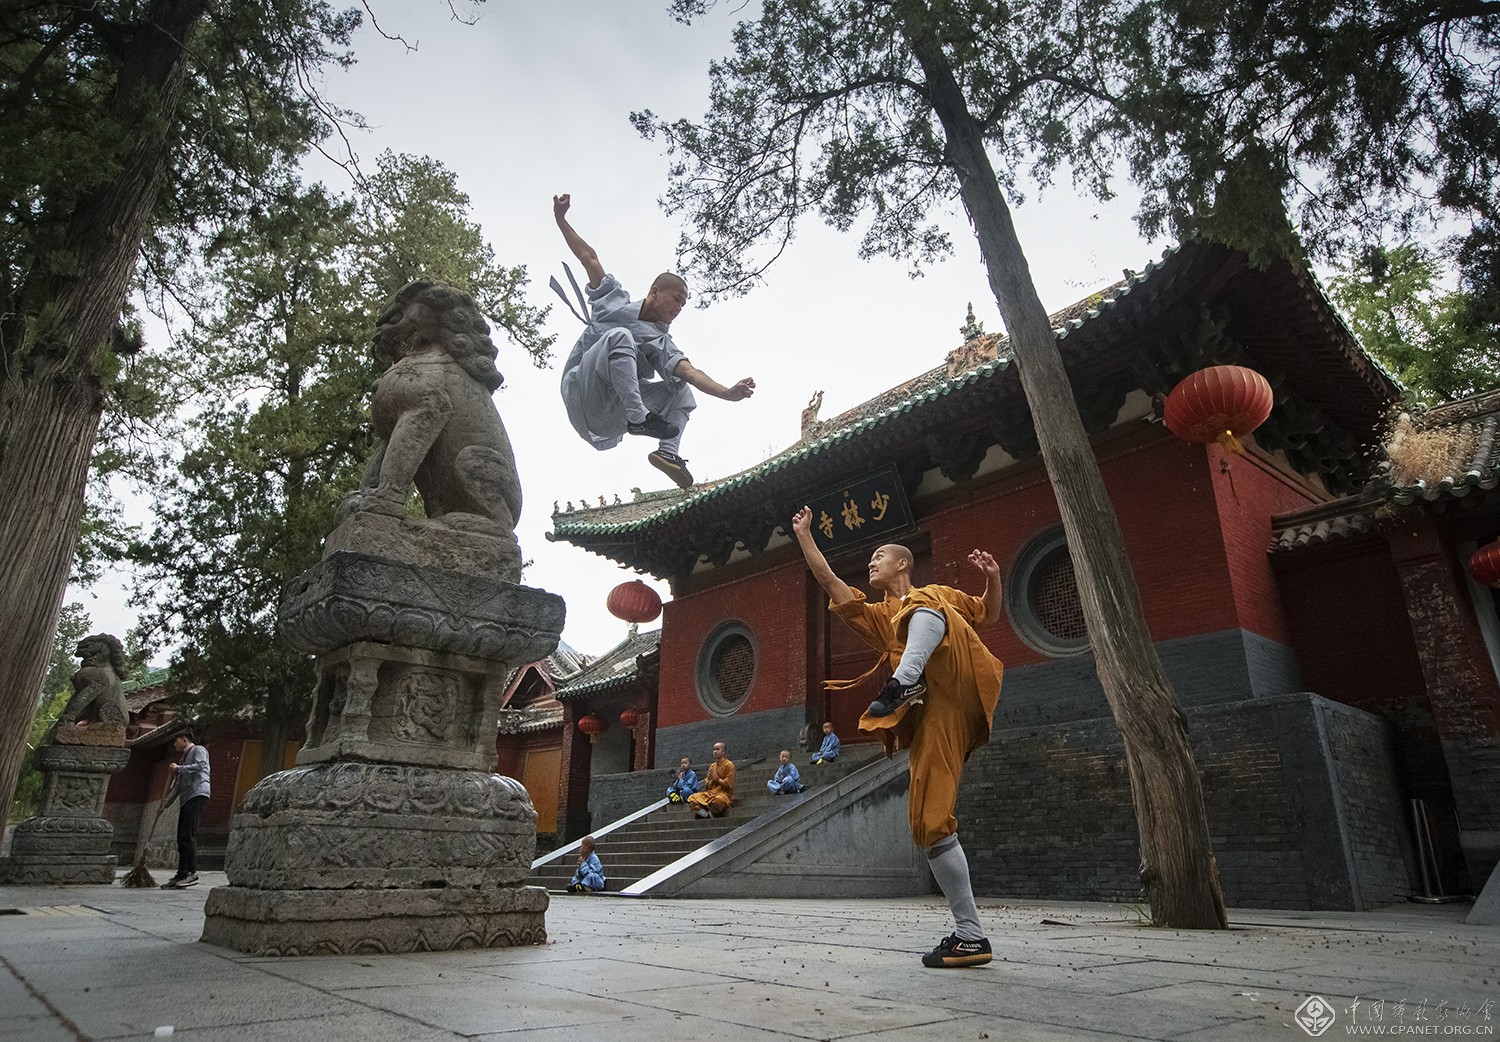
[1,0,364,382]
[1116,0,1500,278]
[1329,244,1500,405]
[640,0,1130,299]
[651,0,1498,321]
[9,604,90,821]
[124,151,548,740]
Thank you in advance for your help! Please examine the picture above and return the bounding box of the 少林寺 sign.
[799,464,914,557]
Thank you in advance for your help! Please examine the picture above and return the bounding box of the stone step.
[530,749,890,894]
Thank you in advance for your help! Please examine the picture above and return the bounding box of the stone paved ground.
[1,873,1495,1041]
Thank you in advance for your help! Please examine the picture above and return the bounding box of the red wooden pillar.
[631,710,653,772]
[556,702,594,842]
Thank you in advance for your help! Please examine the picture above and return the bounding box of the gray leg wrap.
[894,608,945,686]
[602,328,648,423]
[926,835,984,941]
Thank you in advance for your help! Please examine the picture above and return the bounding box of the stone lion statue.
[339,280,523,551]
[52,633,129,742]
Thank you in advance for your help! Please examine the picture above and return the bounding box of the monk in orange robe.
[792,506,1004,969]
[687,741,735,818]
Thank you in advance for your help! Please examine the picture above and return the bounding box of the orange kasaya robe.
[828,585,1004,848]
[687,757,736,816]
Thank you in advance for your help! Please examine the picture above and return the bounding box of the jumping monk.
[687,741,735,818]
[552,194,756,489]
[791,506,1005,968]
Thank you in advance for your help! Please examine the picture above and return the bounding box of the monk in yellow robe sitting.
[687,741,735,819]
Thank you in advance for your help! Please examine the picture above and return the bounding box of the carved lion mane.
[377,280,504,392]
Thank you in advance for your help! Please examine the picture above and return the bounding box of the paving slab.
[1,873,1496,1041]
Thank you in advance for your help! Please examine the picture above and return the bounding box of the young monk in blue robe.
[568,836,606,893]
[811,721,841,764]
[667,756,700,803]
[767,750,806,794]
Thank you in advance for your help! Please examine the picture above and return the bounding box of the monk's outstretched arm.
[792,506,856,606]
[552,194,606,288]
[673,359,755,401]
[968,549,1003,621]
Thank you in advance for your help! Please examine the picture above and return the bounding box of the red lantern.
[577,713,608,742]
[607,580,662,624]
[1470,540,1500,588]
[619,708,640,729]
[1163,365,1275,455]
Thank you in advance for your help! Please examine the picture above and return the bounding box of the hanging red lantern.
[1470,540,1500,588]
[607,580,662,624]
[619,708,640,729]
[1163,365,1275,455]
[577,713,608,742]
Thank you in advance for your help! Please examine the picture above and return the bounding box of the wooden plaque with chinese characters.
[800,464,915,560]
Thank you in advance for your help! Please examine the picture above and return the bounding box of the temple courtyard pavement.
[1,874,1495,1041]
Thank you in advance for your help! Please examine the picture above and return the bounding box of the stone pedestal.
[0,744,131,884]
[201,551,565,956]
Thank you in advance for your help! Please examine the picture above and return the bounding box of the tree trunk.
[260,711,290,782]
[0,0,208,816]
[900,11,1227,928]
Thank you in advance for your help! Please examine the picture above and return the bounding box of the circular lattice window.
[696,622,757,716]
[1006,528,1090,656]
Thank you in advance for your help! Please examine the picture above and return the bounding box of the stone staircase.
[531,748,886,894]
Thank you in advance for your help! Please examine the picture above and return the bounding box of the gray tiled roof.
[1371,391,1500,506]
[555,628,661,701]
[1272,390,1500,552]
[1271,498,1379,552]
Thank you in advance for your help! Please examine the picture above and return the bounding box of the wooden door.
[521,746,561,834]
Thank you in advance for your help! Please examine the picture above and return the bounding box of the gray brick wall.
[588,708,790,829]
[958,692,1412,910]
[997,629,1303,729]
[656,704,805,775]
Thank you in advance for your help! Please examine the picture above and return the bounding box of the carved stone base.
[0,745,129,884]
[322,511,523,584]
[200,884,548,956]
[0,817,117,885]
[53,722,128,746]
[280,551,564,662]
[224,762,538,890]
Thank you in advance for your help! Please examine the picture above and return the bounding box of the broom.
[121,801,165,888]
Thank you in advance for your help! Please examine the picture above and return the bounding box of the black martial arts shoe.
[921,934,992,968]
[867,677,926,717]
[648,450,694,489]
[627,412,680,440]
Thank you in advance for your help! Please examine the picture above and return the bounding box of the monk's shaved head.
[651,272,688,296]
[881,544,914,570]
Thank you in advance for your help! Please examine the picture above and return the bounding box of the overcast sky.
[72,0,1174,661]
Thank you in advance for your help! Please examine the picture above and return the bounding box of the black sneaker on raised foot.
[867,677,926,717]
[648,450,694,489]
[921,934,992,968]
[177,872,199,888]
[627,412,680,440]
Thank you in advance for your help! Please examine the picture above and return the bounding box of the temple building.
[548,240,1500,909]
